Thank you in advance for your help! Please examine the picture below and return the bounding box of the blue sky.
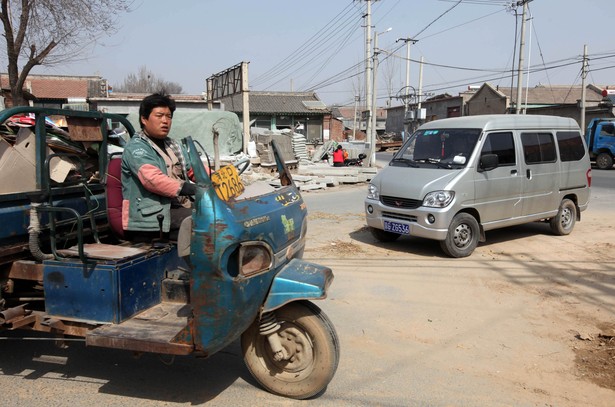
[35,0,615,106]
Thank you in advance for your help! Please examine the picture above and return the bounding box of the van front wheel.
[440,213,479,258]
[550,199,576,235]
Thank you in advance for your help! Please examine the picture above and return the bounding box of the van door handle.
[510,169,517,175]
[526,169,532,179]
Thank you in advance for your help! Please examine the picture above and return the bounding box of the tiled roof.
[0,73,100,99]
[219,91,330,115]
[485,83,605,104]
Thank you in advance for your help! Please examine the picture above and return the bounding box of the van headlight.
[367,183,379,200]
[423,191,455,208]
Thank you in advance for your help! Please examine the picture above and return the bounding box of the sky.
[32,0,615,107]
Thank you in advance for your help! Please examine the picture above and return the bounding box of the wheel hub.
[561,207,572,228]
[272,326,314,373]
[453,224,471,247]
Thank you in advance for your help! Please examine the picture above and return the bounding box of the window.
[250,116,272,129]
[521,132,556,164]
[556,131,585,162]
[599,123,615,137]
[481,132,516,165]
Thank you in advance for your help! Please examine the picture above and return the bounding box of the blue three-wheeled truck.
[0,106,339,399]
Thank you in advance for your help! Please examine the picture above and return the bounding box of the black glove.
[180,181,197,196]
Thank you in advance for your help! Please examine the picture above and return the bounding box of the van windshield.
[391,128,481,169]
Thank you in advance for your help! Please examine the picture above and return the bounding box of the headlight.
[423,191,455,208]
[239,242,273,277]
[367,183,379,200]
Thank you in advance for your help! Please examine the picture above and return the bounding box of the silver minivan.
[364,114,592,257]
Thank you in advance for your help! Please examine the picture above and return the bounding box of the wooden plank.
[86,303,193,355]
[66,117,103,141]
[57,243,147,260]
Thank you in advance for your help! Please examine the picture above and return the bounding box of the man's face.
[141,106,172,139]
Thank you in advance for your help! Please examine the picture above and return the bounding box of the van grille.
[381,195,422,209]
[382,212,417,222]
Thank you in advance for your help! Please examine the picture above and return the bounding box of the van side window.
[480,132,515,165]
[521,132,556,164]
[556,131,585,162]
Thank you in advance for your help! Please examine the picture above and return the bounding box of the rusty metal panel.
[8,260,44,281]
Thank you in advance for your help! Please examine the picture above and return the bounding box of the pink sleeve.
[137,163,182,197]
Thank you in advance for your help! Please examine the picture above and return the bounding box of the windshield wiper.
[415,158,451,169]
[391,157,419,167]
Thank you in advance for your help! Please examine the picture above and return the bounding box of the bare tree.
[381,54,398,108]
[0,0,131,106]
[114,65,183,94]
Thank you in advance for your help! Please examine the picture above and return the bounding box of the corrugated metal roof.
[219,91,330,115]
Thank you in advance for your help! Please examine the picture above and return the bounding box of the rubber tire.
[550,198,576,236]
[369,226,401,242]
[241,301,340,400]
[439,213,480,258]
[595,153,613,170]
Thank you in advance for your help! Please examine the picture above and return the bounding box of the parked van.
[364,114,592,257]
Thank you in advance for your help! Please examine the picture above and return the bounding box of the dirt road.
[0,184,612,407]
[301,184,615,406]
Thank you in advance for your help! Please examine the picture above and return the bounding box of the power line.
[251,1,363,89]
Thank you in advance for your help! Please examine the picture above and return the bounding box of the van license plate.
[383,221,410,235]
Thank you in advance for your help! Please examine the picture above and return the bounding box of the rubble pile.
[242,127,376,192]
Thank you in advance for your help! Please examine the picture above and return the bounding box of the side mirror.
[452,155,466,165]
[479,153,499,171]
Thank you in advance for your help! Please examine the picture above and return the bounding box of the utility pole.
[515,0,531,114]
[364,0,372,140]
[396,37,417,140]
[416,56,424,130]
[352,95,359,140]
[370,27,391,167]
[580,44,588,131]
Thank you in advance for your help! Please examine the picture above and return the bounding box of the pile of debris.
[243,127,376,191]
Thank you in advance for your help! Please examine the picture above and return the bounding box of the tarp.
[126,110,243,156]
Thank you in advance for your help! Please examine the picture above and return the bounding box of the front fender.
[262,259,334,312]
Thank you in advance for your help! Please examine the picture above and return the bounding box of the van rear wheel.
[550,198,576,235]
[440,213,479,258]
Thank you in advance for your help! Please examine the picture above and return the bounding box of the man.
[121,92,196,242]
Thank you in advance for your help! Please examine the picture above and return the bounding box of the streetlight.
[370,27,392,167]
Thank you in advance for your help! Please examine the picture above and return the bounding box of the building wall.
[386,96,468,137]
[528,104,615,128]
[422,97,464,122]
[466,87,508,115]
[327,116,345,142]
[385,106,405,135]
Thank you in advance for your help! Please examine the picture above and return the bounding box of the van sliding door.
[519,132,558,217]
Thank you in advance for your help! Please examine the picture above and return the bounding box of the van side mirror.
[479,154,499,171]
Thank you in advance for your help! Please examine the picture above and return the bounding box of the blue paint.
[43,249,174,323]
